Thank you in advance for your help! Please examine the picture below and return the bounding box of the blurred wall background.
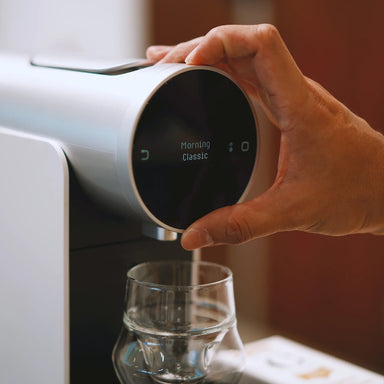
[268,0,384,373]
[1,0,383,374]
[0,0,149,56]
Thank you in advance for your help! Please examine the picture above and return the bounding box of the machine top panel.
[30,54,152,74]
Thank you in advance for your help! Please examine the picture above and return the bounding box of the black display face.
[132,69,257,230]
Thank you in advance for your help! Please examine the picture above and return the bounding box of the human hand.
[147,24,384,250]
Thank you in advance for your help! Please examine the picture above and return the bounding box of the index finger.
[185,24,307,129]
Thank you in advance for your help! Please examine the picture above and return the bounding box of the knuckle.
[256,23,280,45]
[225,210,253,244]
[206,24,230,39]
[206,26,223,40]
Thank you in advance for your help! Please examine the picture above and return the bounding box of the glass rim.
[127,260,233,290]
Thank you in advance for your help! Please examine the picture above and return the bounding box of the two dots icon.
[228,141,250,153]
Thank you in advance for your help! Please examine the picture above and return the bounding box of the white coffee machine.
[0,53,259,383]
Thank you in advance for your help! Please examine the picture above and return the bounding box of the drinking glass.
[112,260,245,384]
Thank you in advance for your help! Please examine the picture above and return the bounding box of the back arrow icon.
[140,149,150,161]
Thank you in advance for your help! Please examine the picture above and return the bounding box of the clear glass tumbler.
[112,260,245,384]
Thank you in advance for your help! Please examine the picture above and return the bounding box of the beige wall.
[0,0,149,56]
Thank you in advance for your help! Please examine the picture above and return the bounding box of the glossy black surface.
[133,70,257,229]
[69,170,191,383]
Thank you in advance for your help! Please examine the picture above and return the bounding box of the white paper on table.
[219,336,384,384]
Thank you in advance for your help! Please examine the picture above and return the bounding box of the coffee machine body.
[0,53,259,383]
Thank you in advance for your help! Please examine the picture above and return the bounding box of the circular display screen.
[132,69,257,230]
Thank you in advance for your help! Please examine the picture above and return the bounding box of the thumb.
[180,188,298,249]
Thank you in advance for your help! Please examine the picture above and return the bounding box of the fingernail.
[181,228,214,250]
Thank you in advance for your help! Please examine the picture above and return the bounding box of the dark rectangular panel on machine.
[69,172,191,383]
